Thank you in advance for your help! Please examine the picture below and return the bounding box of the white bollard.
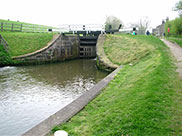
[54,130,68,136]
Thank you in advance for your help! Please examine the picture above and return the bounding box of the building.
[152,18,169,36]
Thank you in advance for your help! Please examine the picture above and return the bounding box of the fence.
[0,34,8,51]
[0,22,106,34]
[0,22,59,33]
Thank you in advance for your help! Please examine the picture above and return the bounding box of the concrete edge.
[22,65,123,136]
[12,34,60,59]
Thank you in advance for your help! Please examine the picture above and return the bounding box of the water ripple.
[0,59,107,136]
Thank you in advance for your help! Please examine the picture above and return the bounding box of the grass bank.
[50,35,182,135]
[104,34,155,65]
[0,32,55,57]
[0,45,13,66]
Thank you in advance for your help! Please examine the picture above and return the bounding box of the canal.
[0,59,107,136]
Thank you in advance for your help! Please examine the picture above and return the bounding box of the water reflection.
[0,59,107,136]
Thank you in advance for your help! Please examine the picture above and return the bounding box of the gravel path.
[162,39,182,78]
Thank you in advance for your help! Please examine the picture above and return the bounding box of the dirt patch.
[162,39,182,78]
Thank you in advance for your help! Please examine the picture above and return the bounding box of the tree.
[137,17,150,35]
[173,0,182,17]
[129,17,150,35]
[130,17,150,35]
[105,16,123,31]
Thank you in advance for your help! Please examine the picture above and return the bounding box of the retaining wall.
[13,34,80,64]
[96,34,119,72]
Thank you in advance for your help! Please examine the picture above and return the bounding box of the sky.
[0,0,179,29]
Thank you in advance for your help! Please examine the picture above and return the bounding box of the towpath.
[162,39,182,78]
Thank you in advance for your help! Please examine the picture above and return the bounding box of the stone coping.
[96,34,119,71]
[22,65,122,136]
[12,34,60,60]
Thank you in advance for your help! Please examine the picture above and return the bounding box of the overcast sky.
[0,0,179,28]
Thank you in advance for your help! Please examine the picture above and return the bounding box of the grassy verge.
[0,45,13,66]
[50,35,182,135]
[165,37,182,48]
[0,32,55,57]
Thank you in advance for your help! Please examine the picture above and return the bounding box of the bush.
[165,18,182,36]
[0,45,13,66]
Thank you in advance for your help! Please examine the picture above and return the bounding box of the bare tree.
[137,16,151,35]
[105,16,123,31]
[128,17,150,35]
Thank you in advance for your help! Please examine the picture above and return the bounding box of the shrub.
[0,45,13,66]
[165,18,182,36]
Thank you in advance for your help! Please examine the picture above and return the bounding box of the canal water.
[0,59,107,136]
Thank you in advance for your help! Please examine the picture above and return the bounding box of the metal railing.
[59,24,105,34]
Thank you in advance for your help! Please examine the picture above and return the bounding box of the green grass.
[104,35,155,65]
[0,19,58,32]
[50,35,182,136]
[0,19,32,25]
[0,32,55,57]
[0,45,13,66]
[165,37,182,48]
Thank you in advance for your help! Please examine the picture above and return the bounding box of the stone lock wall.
[96,34,119,72]
[13,34,80,64]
